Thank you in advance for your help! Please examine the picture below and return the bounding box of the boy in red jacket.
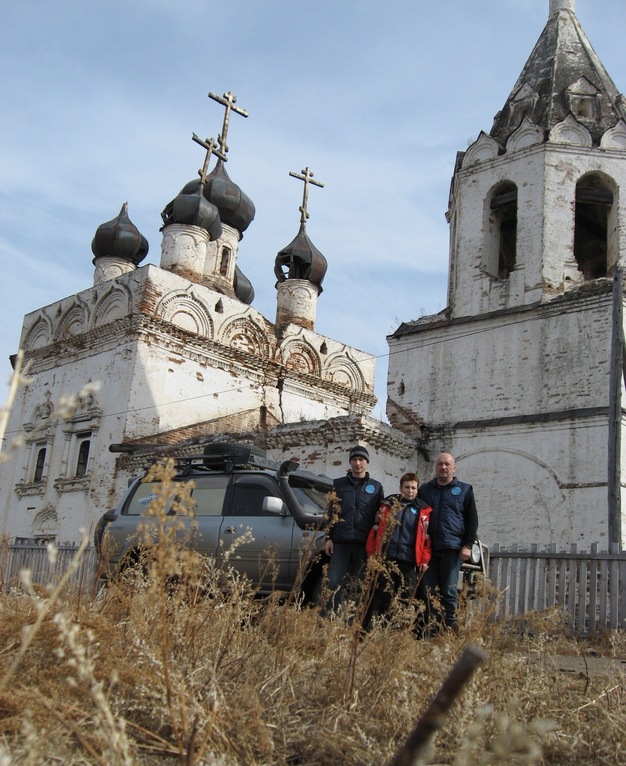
[365,473,432,623]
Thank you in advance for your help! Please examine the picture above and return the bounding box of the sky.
[1,0,624,422]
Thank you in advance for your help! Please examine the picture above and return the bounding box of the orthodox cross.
[208,90,248,156]
[289,167,324,224]
[192,133,226,187]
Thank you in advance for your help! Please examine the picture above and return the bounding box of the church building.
[0,91,415,543]
[3,0,623,552]
[387,0,626,548]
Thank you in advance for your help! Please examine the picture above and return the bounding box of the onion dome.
[274,222,327,293]
[91,203,148,265]
[161,185,223,240]
[233,265,255,305]
[172,186,223,240]
[178,159,255,234]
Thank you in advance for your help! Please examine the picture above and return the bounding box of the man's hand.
[325,539,334,556]
[459,545,472,563]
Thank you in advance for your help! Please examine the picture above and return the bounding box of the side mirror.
[263,496,286,515]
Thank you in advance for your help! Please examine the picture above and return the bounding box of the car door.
[103,474,229,573]
[183,474,230,558]
[220,474,296,593]
[106,478,180,567]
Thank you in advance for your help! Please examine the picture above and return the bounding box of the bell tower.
[446,0,626,319]
[387,0,626,548]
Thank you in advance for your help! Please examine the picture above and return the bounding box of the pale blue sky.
[1,0,624,419]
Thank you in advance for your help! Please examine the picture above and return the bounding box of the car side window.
[125,481,176,515]
[227,476,279,517]
[190,475,229,516]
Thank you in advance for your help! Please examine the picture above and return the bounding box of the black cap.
[349,445,369,462]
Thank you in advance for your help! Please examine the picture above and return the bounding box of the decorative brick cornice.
[261,415,416,459]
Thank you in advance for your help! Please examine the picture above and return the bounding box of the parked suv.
[95,442,489,601]
[95,443,331,601]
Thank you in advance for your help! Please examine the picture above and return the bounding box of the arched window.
[574,174,614,279]
[33,447,46,483]
[486,181,518,279]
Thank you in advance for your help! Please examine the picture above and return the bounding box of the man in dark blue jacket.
[417,452,478,632]
[321,445,384,616]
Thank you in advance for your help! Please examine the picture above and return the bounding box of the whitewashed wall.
[0,261,379,542]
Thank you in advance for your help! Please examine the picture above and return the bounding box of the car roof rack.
[173,443,281,476]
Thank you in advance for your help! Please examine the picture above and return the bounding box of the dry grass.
[2,364,623,764]
[0,420,622,765]
[0,533,623,766]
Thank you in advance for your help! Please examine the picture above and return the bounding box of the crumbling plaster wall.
[410,415,620,548]
[387,283,623,547]
[261,415,418,493]
[388,284,614,429]
[1,262,378,542]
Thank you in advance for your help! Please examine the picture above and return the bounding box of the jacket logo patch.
[365,484,376,494]
[451,487,462,495]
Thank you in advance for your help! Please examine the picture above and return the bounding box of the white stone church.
[0,90,416,543]
[1,0,624,550]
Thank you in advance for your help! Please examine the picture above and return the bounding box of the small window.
[126,475,230,516]
[219,247,231,276]
[75,439,90,477]
[33,447,47,483]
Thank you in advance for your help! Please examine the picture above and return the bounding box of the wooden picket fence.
[0,541,99,593]
[488,543,626,635]
[1,540,625,635]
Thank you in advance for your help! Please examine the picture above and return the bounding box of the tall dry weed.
[0,451,623,763]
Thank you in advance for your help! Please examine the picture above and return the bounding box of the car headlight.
[471,542,482,565]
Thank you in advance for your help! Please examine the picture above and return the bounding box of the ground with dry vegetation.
[0,531,624,766]
[1,364,623,764]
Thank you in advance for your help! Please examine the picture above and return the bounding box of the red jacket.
[366,499,432,566]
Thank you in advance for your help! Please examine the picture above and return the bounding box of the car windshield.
[288,478,329,515]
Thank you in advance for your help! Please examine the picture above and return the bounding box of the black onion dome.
[170,186,223,240]
[233,265,255,305]
[91,203,148,265]
[274,222,327,292]
[180,159,255,233]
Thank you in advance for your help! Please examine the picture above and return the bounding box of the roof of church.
[490,2,626,147]
[91,202,149,265]
[274,166,327,291]
[168,185,223,240]
[166,160,256,235]
[274,222,328,291]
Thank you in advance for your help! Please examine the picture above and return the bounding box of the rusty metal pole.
[608,265,623,549]
[386,645,488,766]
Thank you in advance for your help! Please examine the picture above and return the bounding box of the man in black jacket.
[321,445,384,616]
[417,452,478,632]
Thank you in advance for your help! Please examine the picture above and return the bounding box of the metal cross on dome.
[208,90,249,156]
[289,167,324,224]
[191,133,226,187]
